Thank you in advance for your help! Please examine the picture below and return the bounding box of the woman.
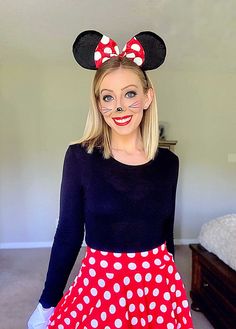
[28,31,194,329]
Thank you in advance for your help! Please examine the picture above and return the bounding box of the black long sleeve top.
[39,143,179,308]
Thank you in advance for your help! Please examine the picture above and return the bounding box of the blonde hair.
[72,57,159,160]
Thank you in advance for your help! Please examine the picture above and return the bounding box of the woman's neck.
[111,129,144,154]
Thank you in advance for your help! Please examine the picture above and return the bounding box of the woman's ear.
[144,88,154,110]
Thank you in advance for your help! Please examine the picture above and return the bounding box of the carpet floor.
[0,245,214,329]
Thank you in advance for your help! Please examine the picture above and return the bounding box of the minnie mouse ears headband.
[72,30,166,71]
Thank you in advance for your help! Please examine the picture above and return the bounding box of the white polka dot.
[94,51,101,61]
[170,284,176,292]
[131,317,138,325]
[89,257,96,264]
[90,248,96,253]
[100,260,108,268]
[160,304,167,312]
[114,252,121,257]
[164,292,171,300]
[153,288,159,296]
[98,279,105,287]
[128,262,137,270]
[104,47,112,54]
[167,323,174,329]
[109,304,116,314]
[160,265,166,269]
[58,325,64,329]
[96,299,101,308]
[114,45,119,55]
[139,303,145,312]
[127,253,135,258]
[90,288,98,296]
[115,319,122,328]
[83,278,89,286]
[129,304,135,312]
[106,273,114,279]
[149,301,156,310]
[113,283,120,293]
[64,318,70,325]
[168,265,174,273]
[89,307,94,315]
[126,52,135,58]
[70,311,77,318]
[141,251,148,257]
[148,314,153,323]
[124,276,130,285]
[82,314,87,321]
[141,318,146,327]
[142,261,150,268]
[177,306,182,314]
[101,35,110,45]
[91,319,98,328]
[101,312,107,321]
[175,272,181,280]
[119,297,126,307]
[127,290,133,299]
[157,316,164,324]
[154,258,162,266]
[125,311,129,320]
[161,244,165,250]
[164,255,170,261]
[131,43,141,51]
[134,57,143,66]
[114,262,122,270]
[137,288,144,297]
[102,57,110,63]
[183,316,187,324]
[176,290,182,297]
[145,273,152,282]
[135,273,142,282]
[144,287,149,295]
[155,274,162,283]
[77,303,83,311]
[177,324,181,329]
[104,291,111,300]
[89,269,96,277]
[171,310,175,318]
[83,296,90,304]
[172,302,177,310]
[122,45,127,52]
[153,247,158,254]
[182,300,189,308]
[78,287,83,294]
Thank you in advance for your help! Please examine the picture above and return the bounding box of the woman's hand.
[28,303,55,329]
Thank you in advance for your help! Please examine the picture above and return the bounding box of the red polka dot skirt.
[47,243,194,328]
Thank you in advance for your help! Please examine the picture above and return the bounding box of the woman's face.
[98,68,153,137]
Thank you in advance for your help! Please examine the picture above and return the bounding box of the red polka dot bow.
[94,35,145,69]
[73,30,166,71]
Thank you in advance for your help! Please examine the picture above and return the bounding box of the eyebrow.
[100,84,138,94]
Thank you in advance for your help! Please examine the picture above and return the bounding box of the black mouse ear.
[72,30,103,70]
[134,31,167,70]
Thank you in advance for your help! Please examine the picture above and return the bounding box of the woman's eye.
[103,95,113,102]
[126,91,137,98]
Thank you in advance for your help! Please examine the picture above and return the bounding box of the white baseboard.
[0,239,198,249]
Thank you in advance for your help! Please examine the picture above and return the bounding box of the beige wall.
[1,60,235,246]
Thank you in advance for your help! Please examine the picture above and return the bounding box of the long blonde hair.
[72,57,159,160]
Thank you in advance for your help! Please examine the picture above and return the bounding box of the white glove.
[28,303,55,329]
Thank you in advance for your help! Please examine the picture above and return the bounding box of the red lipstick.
[112,115,133,126]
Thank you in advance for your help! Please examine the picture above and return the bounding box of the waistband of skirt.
[84,242,171,264]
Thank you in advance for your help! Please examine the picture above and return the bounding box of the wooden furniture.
[189,244,236,329]
[159,140,177,152]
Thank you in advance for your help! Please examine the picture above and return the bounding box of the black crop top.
[39,143,179,307]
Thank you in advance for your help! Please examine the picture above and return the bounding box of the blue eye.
[126,91,137,98]
[103,95,113,102]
